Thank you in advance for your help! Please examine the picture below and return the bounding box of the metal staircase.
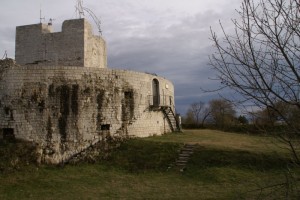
[161,107,181,132]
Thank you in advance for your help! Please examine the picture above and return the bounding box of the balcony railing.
[148,95,174,108]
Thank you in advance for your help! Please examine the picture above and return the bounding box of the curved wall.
[0,62,175,163]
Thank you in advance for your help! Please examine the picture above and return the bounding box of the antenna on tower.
[74,0,103,35]
[40,5,45,23]
[48,18,55,26]
[83,7,103,35]
[2,51,8,59]
[75,0,85,18]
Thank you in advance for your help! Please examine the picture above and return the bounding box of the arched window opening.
[152,79,160,106]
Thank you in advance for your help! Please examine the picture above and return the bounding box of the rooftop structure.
[15,19,107,68]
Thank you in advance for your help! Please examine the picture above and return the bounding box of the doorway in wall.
[2,128,15,142]
[152,79,160,106]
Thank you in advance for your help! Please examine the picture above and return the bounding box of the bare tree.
[200,106,211,127]
[190,102,203,125]
[210,0,300,163]
[186,101,211,127]
[209,99,236,128]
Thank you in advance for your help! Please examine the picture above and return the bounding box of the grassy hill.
[0,130,299,199]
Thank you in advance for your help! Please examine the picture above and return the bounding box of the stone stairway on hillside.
[174,143,197,172]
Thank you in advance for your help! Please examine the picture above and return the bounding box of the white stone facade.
[16,19,107,68]
[0,18,177,164]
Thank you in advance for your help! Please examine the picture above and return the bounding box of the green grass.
[0,129,299,199]
[145,129,289,154]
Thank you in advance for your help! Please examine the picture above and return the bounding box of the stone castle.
[0,18,180,164]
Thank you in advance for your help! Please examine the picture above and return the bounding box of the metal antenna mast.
[75,0,85,18]
[40,4,45,23]
[83,7,102,35]
[75,0,103,35]
[2,51,8,59]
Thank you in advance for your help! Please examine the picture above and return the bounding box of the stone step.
[178,157,190,161]
[178,154,191,158]
[181,147,195,151]
[178,153,190,157]
[182,151,192,154]
[176,159,188,163]
[185,144,196,148]
[183,147,194,150]
[180,151,193,155]
[179,155,192,159]
[185,144,196,147]
[182,148,194,151]
[185,147,196,150]
[169,144,197,171]
[176,163,186,167]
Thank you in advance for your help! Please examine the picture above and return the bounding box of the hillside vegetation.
[0,130,299,199]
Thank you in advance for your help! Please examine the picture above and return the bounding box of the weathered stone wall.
[15,19,107,68]
[7,18,176,164]
[0,60,175,163]
[84,20,107,69]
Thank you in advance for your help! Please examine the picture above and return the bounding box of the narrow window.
[152,79,160,106]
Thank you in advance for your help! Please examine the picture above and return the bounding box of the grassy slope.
[144,129,289,154]
[0,130,298,199]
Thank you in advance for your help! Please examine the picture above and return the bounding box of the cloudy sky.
[0,0,242,115]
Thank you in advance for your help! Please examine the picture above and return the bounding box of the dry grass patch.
[0,129,298,199]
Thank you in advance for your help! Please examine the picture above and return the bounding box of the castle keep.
[0,18,180,164]
[16,19,107,68]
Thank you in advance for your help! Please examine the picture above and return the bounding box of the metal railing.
[148,95,174,108]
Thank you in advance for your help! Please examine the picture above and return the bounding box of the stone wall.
[15,19,107,68]
[0,60,175,163]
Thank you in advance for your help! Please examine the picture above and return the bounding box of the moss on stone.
[71,84,79,115]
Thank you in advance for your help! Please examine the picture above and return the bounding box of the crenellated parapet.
[15,19,107,68]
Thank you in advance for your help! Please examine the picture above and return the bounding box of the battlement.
[15,18,107,68]
[1,17,178,164]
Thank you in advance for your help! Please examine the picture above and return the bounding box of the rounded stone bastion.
[0,59,177,164]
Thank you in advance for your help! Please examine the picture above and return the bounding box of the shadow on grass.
[189,146,291,171]
[102,139,182,173]
[102,138,292,175]
[0,140,38,174]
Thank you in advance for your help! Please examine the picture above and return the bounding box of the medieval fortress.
[0,18,180,163]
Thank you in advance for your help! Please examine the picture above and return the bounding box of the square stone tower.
[15,18,107,68]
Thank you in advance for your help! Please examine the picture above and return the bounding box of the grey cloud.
[103,8,238,114]
[0,0,241,115]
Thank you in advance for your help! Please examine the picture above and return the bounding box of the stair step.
[185,145,196,149]
[181,151,193,155]
[179,154,192,158]
[167,144,197,171]
[178,153,190,157]
[179,153,191,157]
[182,147,194,149]
[182,147,195,151]
[182,150,193,153]
[162,107,181,133]
[182,146,194,150]
[178,157,190,161]
[179,153,190,157]
[176,163,187,166]
[176,159,188,163]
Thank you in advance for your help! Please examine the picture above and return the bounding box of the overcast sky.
[0,0,241,115]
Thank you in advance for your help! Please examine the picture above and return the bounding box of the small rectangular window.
[101,124,110,131]
[2,128,15,142]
